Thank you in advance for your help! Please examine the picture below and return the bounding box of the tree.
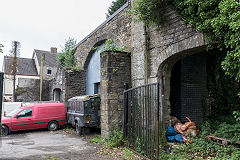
[106,0,128,18]
[57,38,80,70]
[9,41,21,102]
[0,44,3,53]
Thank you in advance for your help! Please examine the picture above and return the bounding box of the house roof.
[3,56,38,76]
[33,49,58,67]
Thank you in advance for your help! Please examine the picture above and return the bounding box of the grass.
[90,136,106,144]
[45,156,59,160]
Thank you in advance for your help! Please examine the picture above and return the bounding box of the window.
[94,82,100,94]
[47,68,52,75]
[16,109,32,118]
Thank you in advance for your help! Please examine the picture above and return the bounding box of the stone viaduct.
[52,1,209,135]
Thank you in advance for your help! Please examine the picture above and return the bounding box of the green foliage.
[133,0,240,83]
[233,111,240,122]
[95,39,129,58]
[0,44,3,53]
[200,115,240,142]
[207,50,239,116]
[160,117,240,159]
[90,136,106,144]
[132,0,165,27]
[90,128,123,148]
[45,156,59,160]
[57,38,82,71]
[106,0,128,18]
[214,122,240,143]
[122,148,135,160]
[99,39,128,53]
[169,0,240,82]
[159,115,240,159]
[106,128,123,148]
[166,137,240,160]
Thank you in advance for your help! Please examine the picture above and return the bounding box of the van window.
[91,97,100,108]
[67,102,71,111]
[69,101,74,111]
[76,101,80,112]
[17,109,32,118]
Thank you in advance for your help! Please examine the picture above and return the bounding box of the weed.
[90,128,123,148]
[112,68,118,73]
[90,136,106,144]
[122,148,136,160]
[106,128,123,148]
[45,156,59,160]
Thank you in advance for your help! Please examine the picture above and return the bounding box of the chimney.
[50,47,57,53]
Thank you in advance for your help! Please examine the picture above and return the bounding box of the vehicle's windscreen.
[5,108,22,117]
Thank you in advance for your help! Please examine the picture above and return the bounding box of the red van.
[1,103,66,136]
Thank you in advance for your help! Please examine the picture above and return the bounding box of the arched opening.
[157,47,207,127]
[53,88,61,102]
[169,52,207,124]
[86,44,105,95]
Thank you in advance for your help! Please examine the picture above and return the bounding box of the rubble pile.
[166,117,199,143]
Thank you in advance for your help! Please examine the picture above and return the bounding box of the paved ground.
[0,129,117,160]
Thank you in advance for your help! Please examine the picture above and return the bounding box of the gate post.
[155,83,160,160]
[123,83,129,138]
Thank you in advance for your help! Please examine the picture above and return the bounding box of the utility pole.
[40,54,45,101]
[12,41,17,102]
[0,72,4,136]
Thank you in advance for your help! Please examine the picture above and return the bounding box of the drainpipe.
[40,54,45,101]
[159,73,164,125]
[143,26,149,84]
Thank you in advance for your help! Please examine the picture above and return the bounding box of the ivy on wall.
[132,0,240,83]
[132,0,165,27]
[132,0,240,117]
[207,49,239,117]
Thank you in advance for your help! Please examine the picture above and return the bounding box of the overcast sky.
[0,0,113,71]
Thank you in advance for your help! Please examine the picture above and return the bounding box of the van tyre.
[1,125,9,136]
[76,123,82,136]
[48,121,58,131]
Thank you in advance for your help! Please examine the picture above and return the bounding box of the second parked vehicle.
[67,94,100,135]
[1,103,66,136]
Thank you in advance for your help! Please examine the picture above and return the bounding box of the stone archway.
[157,47,208,127]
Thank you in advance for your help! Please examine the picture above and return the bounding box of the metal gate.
[123,83,160,159]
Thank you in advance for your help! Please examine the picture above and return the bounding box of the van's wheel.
[1,125,9,136]
[75,123,82,136]
[48,121,59,131]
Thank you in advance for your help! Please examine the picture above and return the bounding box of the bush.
[106,128,123,148]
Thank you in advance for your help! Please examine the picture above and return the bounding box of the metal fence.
[123,83,160,159]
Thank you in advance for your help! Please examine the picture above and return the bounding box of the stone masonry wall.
[75,4,132,70]
[131,5,206,86]
[49,66,65,102]
[131,4,207,127]
[16,78,49,102]
[64,70,86,103]
[100,51,131,136]
[72,1,209,133]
